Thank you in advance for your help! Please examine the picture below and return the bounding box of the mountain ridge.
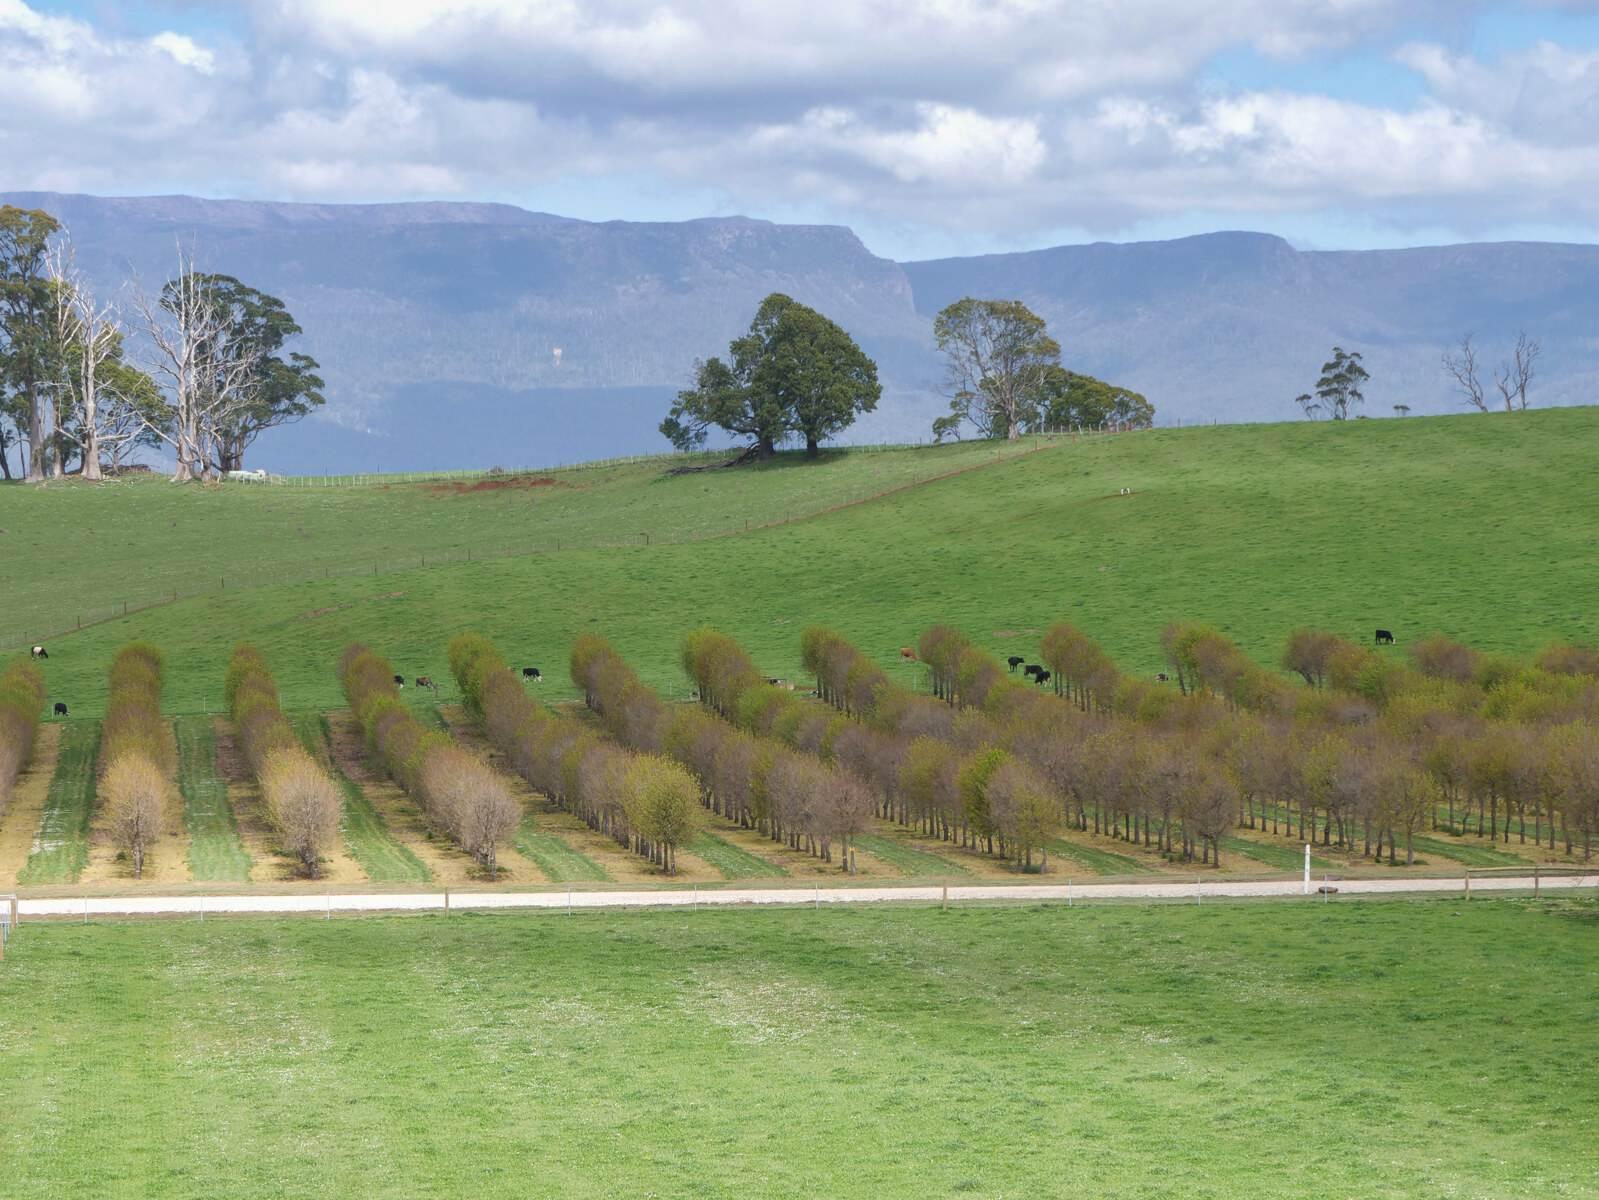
[4,191,1595,470]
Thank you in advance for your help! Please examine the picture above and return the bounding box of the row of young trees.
[0,659,45,805]
[447,633,702,873]
[99,643,174,878]
[0,204,323,482]
[339,644,519,876]
[225,647,342,878]
[811,621,1599,865]
[691,627,1064,867]
[570,633,874,868]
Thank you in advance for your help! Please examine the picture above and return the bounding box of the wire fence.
[1,432,1130,653]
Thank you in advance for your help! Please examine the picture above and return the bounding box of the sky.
[3,0,1599,260]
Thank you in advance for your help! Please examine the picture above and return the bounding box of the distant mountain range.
[5,191,1596,472]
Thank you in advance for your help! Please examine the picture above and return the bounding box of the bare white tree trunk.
[47,240,123,481]
[134,245,261,482]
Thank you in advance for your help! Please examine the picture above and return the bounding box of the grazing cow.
[1156,672,1170,682]
[899,646,917,661]
[523,667,543,681]
[53,702,68,716]
[393,674,406,688]
[1375,629,1395,646]
[1023,664,1044,679]
[1035,670,1052,687]
[1007,656,1026,672]
[31,645,47,660]
[415,676,437,691]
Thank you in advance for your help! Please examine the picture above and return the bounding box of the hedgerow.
[341,642,519,876]
[448,633,700,872]
[0,659,46,807]
[100,642,173,878]
[227,645,342,878]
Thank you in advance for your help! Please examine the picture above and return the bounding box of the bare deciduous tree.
[103,755,167,879]
[1494,331,1540,412]
[133,246,264,481]
[261,748,342,878]
[1444,332,1540,413]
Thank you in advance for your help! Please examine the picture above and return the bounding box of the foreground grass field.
[0,899,1594,1199]
[9,408,1598,719]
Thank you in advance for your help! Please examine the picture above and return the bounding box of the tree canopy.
[932,298,1060,441]
[167,273,325,471]
[1296,347,1369,420]
[0,205,63,480]
[661,293,879,458]
[1030,367,1155,432]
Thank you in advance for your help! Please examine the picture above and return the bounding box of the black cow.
[53,702,68,716]
[1375,629,1395,646]
[1035,670,1052,687]
[523,667,543,681]
[1156,672,1170,682]
[393,674,406,688]
[1023,664,1044,679]
[31,645,47,660]
[1007,655,1025,672]
[415,676,437,691]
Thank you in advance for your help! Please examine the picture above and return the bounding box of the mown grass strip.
[16,721,100,885]
[1221,835,1335,873]
[294,714,431,884]
[852,833,971,877]
[1046,837,1154,876]
[686,830,788,879]
[1408,834,1532,868]
[175,716,253,882]
[515,816,610,883]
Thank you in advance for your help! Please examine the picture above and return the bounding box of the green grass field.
[1,899,1594,1199]
[10,409,1598,720]
[1221,835,1336,873]
[174,716,253,882]
[686,830,789,878]
[1046,836,1156,875]
[513,817,610,883]
[852,832,970,876]
[15,721,99,885]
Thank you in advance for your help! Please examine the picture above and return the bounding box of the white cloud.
[3,0,1599,250]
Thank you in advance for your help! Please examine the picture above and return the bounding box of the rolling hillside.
[7,408,1597,719]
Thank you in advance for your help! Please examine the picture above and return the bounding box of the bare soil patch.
[0,725,61,887]
[424,475,568,496]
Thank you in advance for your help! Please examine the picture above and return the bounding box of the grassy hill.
[5,408,1598,718]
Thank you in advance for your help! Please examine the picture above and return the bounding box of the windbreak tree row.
[572,633,871,869]
[814,619,1599,865]
[100,643,173,878]
[340,643,519,876]
[447,633,701,874]
[225,646,341,878]
[0,659,45,806]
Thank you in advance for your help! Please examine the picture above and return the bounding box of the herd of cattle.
[23,631,1401,716]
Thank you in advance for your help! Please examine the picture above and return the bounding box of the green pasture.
[513,817,609,883]
[297,715,432,884]
[0,899,1594,1198]
[174,716,253,882]
[15,721,100,885]
[8,408,1599,719]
